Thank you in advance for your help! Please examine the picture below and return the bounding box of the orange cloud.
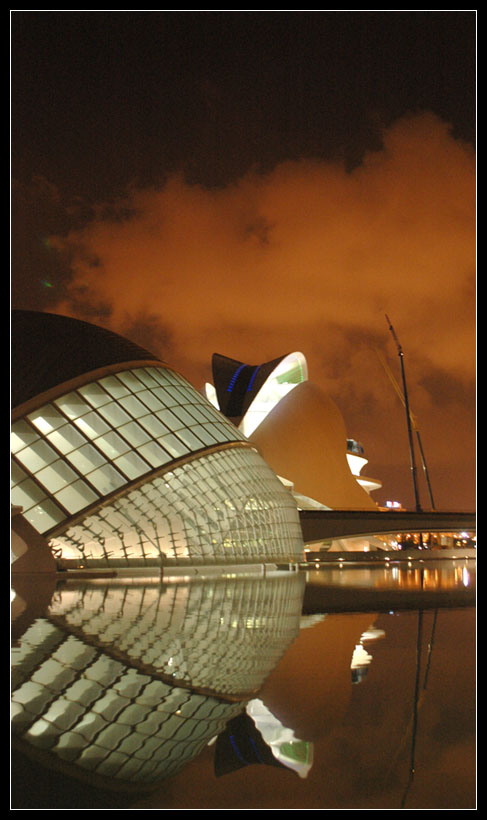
[51,112,476,510]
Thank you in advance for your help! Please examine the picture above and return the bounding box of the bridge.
[299,509,476,544]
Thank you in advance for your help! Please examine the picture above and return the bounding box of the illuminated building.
[205,351,308,438]
[346,439,382,496]
[11,311,303,572]
[206,352,382,513]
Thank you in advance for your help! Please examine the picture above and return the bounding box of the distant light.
[386,500,401,509]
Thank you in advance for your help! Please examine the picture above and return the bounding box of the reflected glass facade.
[11,617,243,785]
[11,573,305,785]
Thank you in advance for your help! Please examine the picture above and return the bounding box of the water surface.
[11,560,476,809]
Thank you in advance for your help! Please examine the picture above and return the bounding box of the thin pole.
[401,604,424,808]
[415,429,436,511]
[376,348,436,510]
[385,315,422,512]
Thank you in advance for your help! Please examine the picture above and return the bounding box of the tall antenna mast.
[376,348,436,510]
[385,315,422,512]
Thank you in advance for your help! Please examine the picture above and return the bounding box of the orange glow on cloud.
[51,113,476,510]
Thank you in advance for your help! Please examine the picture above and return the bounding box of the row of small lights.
[304,531,475,569]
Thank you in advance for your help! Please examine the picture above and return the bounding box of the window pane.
[136,441,172,468]
[118,422,151,448]
[118,395,147,419]
[155,409,182,431]
[11,461,28,486]
[78,382,112,408]
[116,371,146,393]
[170,386,193,405]
[113,451,150,480]
[152,387,178,407]
[183,405,208,424]
[86,464,126,495]
[11,478,47,509]
[25,500,67,533]
[28,405,66,435]
[146,367,170,386]
[207,422,235,441]
[74,412,111,440]
[66,444,107,474]
[55,392,90,420]
[197,405,219,422]
[36,460,79,493]
[47,425,87,455]
[98,375,130,399]
[190,426,217,446]
[55,480,98,513]
[170,406,198,427]
[97,402,132,428]
[94,431,130,459]
[174,428,205,450]
[136,369,160,389]
[15,440,58,473]
[156,433,189,459]
[138,415,169,438]
[136,390,164,412]
[11,421,40,453]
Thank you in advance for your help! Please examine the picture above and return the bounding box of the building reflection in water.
[350,626,386,684]
[11,571,307,794]
[11,562,475,809]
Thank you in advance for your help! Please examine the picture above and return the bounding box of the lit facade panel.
[51,446,303,567]
[11,365,244,537]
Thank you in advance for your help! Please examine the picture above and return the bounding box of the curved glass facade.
[12,366,243,535]
[12,364,303,567]
[50,446,302,567]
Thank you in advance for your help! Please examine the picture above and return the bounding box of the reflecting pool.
[11,560,476,809]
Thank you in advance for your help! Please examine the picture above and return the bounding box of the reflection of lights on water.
[462,567,471,587]
[350,626,385,683]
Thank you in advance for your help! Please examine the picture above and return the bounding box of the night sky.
[11,11,476,511]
